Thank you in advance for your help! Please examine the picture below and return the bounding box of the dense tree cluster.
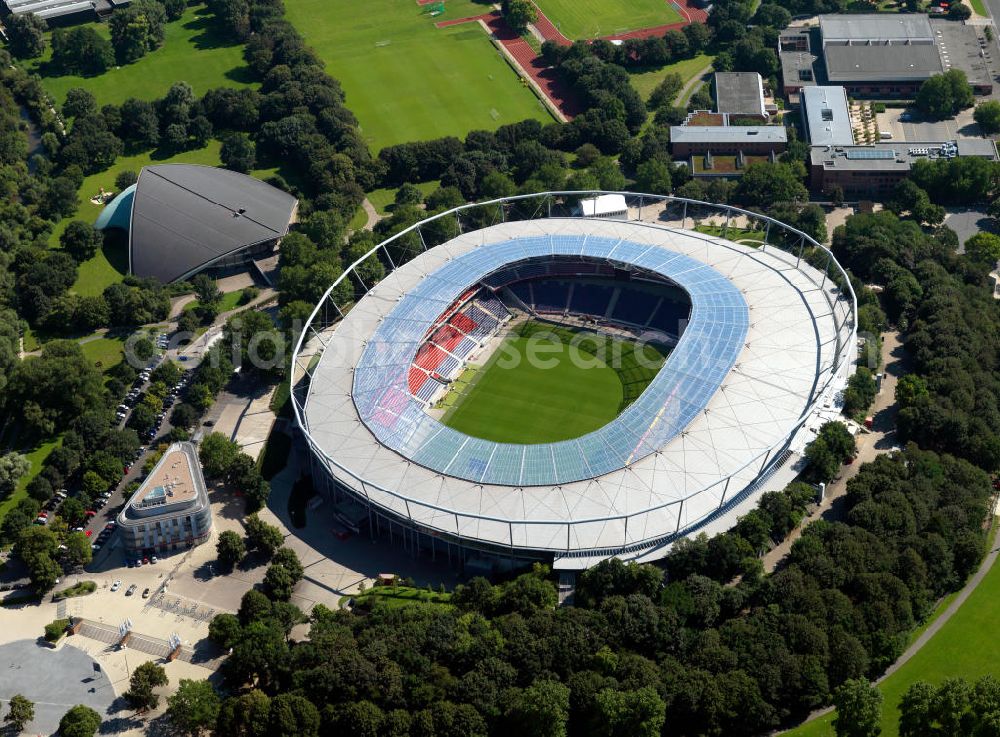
[199,442,989,737]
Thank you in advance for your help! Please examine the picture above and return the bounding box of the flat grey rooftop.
[801,86,854,146]
[819,13,933,43]
[670,125,788,144]
[824,42,943,82]
[714,72,766,117]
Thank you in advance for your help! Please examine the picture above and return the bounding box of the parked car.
[126,584,137,596]
[150,555,158,564]
[110,579,122,592]
[142,588,150,598]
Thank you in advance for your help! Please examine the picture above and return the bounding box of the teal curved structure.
[94,184,136,231]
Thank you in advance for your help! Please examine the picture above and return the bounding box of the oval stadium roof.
[126,164,298,283]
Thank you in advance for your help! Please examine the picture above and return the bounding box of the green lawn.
[79,335,127,371]
[183,289,245,315]
[534,0,683,39]
[56,141,223,296]
[786,545,1000,737]
[629,53,715,103]
[367,181,441,214]
[284,0,552,151]
[441,321,666,444]
[27,5,254,108]
[0,437,62,529]
[341,586,453,610]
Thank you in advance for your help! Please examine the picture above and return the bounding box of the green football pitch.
[440,321,668,444]
[284,0,552,151]
[533,0,684,39]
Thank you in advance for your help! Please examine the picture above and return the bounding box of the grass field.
[27,5,253,108]
[340,586,453,610]
[79,335,127,371]
[441,321,667,444]
[182,290,245,315]
[284,0,552,151]
[0,437,62,530]
[629,53,715,103]
[786,540,1000,737]
[534,0,683,39]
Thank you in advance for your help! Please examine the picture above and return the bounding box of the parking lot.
[876,107,981,142]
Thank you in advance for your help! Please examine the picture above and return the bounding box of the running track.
[435,0,708,120]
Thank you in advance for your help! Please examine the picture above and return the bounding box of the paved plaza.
[0,640,115,735]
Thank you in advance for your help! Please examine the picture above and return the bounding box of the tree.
[975,100,1000,135]
[593,687,666,737]
[199,432,240,479]
[51,27,114,75]
[0,452,30,496]
[268,693,320,737]
[503,0,537,32]
[125,661,168,712]
[192,273,222,305]
[167,679,221,737]
[109,0,166,63]
[502,680,570,737]
[965,232,1000,265]
[736,162,807,207]
[115,170,139,191]
[216,530,246,567]
[58,705,101,737]
[245,514,284,557]
[209,612,242,649]
[915,69,974,120]
[60,221,104,263]
[63,88,98,120]
[216,691,271,737]
[634,159,672,195]
[834,679,882,737]
[4,694,34,733]
[64,531,93,567]
[7,13,47,58]
[221,132,257,173]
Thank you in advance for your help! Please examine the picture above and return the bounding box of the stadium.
[291,193,856,571]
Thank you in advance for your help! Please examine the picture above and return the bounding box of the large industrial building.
[780,15,993,97]
[292,195,856,571]
[116,442,212,558]
[96,164,298,284]
[1,0,128,25]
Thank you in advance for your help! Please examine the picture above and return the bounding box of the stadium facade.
[292,193,856,571]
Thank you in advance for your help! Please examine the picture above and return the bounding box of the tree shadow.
[224,65,258,85]
[183,7,242,52]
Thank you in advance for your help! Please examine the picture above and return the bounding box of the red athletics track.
[433,0,709,120]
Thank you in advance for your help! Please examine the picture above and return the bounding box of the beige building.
[116,442,212,558]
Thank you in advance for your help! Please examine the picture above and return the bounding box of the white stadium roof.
[298,215,853,563]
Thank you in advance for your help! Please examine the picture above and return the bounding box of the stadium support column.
[719,476,731,508]
[821,248,832,290]
[796,234,805,268]
[381,243,396,272]
[636,196,643,221]
[681,201,688,229]
[763,221,771,251]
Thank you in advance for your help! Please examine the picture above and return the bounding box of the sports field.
[534,0,683,39]
[441,321,667,444]
[27,5,253,108]
[284,0,552,151]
